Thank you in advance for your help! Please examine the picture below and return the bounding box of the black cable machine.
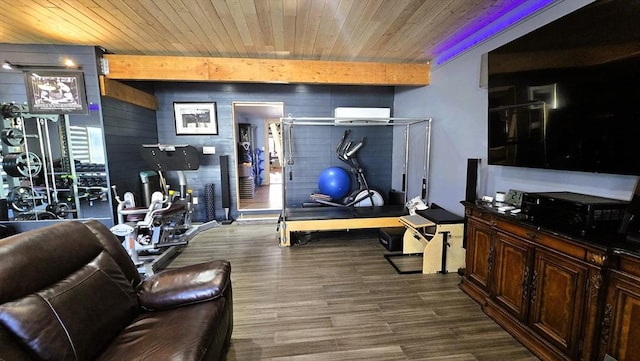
[111,144,218,276]
[278,116,432,247]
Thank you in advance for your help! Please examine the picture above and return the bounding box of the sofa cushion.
[0,251,139,361]
[97,298,229,361]
[0,221,105,303]
[138,260,231,311]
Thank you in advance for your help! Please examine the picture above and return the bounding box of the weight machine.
[0,103,87,221]
[110,144,205,276]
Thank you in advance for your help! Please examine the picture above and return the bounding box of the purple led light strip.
[433,0,555,65]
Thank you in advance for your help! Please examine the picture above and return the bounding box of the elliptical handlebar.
[336,129,365,161]
[336,129,350,153]
[345,139,364,158]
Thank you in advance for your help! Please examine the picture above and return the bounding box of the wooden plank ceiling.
[1,0,523,64]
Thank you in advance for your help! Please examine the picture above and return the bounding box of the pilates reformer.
[278,116,432,247]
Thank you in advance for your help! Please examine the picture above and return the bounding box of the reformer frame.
[278,116,432,247]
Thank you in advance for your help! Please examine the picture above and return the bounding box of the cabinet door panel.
[466,219,492,290]
[493,232,532,321]
[529,249,587,357]
[604,275,640,361]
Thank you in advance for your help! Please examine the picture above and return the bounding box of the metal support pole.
[438,230,451,274]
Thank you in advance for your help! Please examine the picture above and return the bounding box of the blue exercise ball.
[318,167,351,199]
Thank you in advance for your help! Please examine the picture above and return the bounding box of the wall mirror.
[0,105,111,227]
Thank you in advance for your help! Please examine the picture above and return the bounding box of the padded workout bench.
[279,205,406,246]
[385,208,465,274]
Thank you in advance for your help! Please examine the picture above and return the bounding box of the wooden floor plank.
[167,224,539,360]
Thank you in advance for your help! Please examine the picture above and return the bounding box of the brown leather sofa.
[0,220,232,361]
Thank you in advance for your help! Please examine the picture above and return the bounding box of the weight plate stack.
[2,152,42,177]
[7,186,36,212]
[1,127,25,146]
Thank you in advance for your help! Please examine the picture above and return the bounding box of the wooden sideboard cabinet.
[459,217,493,302]
[598,252,640,361]
[462,203,608,361]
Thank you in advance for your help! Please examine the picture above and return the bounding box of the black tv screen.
[487,0,640,175]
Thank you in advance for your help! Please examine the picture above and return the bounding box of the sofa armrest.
[137,260,231,311]
[0,326,37,361]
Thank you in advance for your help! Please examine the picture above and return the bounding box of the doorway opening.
[232,102,284,213]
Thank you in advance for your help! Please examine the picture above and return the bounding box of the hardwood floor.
[238,182,283,210]
[168,224,539,361]
[238,171,283,210]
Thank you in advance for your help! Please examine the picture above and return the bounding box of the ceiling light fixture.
[1,59,81,71]
[2,61,15,70]
[64,58,76,67]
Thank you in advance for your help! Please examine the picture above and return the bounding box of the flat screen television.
[487,0,640,175]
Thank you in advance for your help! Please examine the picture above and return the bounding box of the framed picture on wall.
[174,102,218,135]
[528,83,558,110]
[24,71,88,114]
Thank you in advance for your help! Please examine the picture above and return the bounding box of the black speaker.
[220,155,231,208]
[465,158,481,202]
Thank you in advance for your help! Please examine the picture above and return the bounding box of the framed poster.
[174,102,218,135]
[24,71,88,114]
[528,83,558,110]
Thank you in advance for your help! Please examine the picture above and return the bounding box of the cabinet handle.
[529,270,538,304]
[600,304,613,344]
[526,232,538,240]
[522,266,530,299]
[588,253,607,266]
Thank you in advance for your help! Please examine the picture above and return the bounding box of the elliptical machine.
[314,129,385,207]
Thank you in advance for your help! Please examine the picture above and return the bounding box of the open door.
[232,102,284,212]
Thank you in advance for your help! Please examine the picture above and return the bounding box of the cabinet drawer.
[617,253,640,278]
[496,219,589,261]
[466,207,495,225]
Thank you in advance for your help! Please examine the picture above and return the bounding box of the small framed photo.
[528,83,557,110]
[24,71,88,114]
[174,102,218,135]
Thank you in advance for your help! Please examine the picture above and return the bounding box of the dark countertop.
[461,201,640,259]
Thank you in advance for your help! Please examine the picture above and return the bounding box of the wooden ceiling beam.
[99,75,158,110]
[103,54,430,86]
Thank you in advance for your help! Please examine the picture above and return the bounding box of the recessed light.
[64,58,76,67]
